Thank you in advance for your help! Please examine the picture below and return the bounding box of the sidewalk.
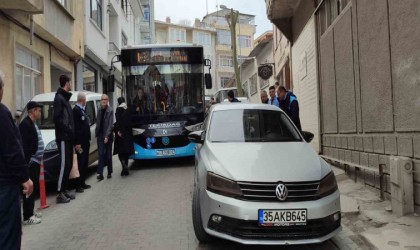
[331,165,420,250]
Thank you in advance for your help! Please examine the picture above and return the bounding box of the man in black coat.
[277,86,302,131]
[227,90,240,103]
[19,101,44,225]
[53,75,75,203]
[73,92,91,192]
[0,70,33,250]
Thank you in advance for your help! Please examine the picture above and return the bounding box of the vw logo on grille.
[162,137,170,146]
[275,184,288,201]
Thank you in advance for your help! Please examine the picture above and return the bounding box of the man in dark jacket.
[0,70,33,250]
[95,94,114,180]
[277,86,302,131]
[19,101,44,225]
[73,92,91,193]
[53,75,75,203]
[227,90,240,103]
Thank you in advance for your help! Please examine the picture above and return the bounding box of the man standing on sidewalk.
[0,70,33,249]
[277,86,302,131]
[19,101,44,225]
[73,92,91,192]
[53,75,75,203]
[95,94,114,180]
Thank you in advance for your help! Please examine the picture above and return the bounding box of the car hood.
[203,142,331,182]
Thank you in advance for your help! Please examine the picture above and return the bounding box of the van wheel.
[192,187,213,243]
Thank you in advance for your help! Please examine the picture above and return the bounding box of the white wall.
[291,17,320,152]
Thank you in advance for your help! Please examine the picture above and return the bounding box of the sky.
[154,0,272,37]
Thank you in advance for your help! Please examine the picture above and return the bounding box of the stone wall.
[318,0,420,213]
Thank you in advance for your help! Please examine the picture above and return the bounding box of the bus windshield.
[121,47,205,126]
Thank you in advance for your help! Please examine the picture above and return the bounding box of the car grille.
[208,214,340,240]
[237,181,320,202]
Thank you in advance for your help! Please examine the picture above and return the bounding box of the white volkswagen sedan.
[189,103,341,245]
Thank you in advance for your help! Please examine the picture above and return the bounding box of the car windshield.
[208,109,302,142]
[22,101,76,129]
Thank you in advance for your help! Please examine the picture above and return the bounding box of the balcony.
[0,0,44,13]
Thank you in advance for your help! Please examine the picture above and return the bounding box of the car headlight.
[207,172,242,198]
[185,123,203,132]
[45,140,58,151]
[317,171,338,198]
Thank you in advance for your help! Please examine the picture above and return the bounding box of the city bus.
[119,44,212,160]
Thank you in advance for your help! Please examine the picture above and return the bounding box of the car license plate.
[258,209,307,226]
[156,149,175,157]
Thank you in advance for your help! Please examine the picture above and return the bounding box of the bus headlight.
[132,128,145,136]
[45,140,58,151]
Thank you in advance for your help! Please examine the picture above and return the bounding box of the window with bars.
[90,0,103,30]
[15,46,41,111]
[57,0,70,11]
[220,55,233,67]
[250,73,258,96]
[318,0,350,35]
[220,77,231,88]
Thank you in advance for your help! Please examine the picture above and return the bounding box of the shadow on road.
[129,156,195,171]
[196,239,336,250]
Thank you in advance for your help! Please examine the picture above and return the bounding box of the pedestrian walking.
[0,70,33,250]
[54,75,75,203]
[268,86,280,107]
[95,94,114,180]
[277,86,302,131]
[260,90,269,104]
[19,101,44,225]
[113,97,134,176]
[72,92,92,192]
[227,90,240,103]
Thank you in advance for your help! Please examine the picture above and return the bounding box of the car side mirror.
[205,73,212,89]
[301,131,314,143]
[188,131,205,144]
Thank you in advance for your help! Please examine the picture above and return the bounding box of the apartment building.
[76,0,155,108]
[0,0,84,115]
[202,6,256,92]
[154,17,217,95]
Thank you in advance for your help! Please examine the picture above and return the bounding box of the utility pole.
[225,8,243,97]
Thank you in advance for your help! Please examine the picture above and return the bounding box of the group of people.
[0,71,134,249]
[260,82,302,130]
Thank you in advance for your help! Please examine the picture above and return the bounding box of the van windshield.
[23,101,76,129]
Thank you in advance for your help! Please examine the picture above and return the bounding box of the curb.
[331,225,361,250]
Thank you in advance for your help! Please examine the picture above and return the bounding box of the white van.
[18,91,102,182]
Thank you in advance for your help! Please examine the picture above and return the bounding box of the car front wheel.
[192,186,213,243]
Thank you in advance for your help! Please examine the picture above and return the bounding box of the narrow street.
[22,158,338,250]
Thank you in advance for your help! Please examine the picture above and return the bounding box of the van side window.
[85,101,96,126]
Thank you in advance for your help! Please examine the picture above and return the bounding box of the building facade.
[226,32,275,104]
[154,18,217,95]
[202,6,256,93]
[76,0,155,109]
[0,0,84,115]
[266,0,420,214]
[273,26,292,89]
